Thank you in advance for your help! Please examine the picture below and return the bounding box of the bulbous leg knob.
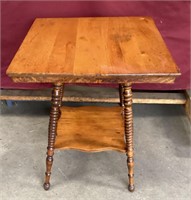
[128,184,135,192]
[43,183,50,191]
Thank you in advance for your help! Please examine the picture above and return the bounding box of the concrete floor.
[0,101,190,200]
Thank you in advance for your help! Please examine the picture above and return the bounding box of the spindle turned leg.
[123,83,135,192]
[43,83,63,190]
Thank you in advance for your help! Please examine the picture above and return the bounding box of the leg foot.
[128,184,135,192]
[43,182,50,190]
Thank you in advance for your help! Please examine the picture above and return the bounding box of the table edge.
[7,72,181,84]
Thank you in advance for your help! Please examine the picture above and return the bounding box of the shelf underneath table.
[55,106,126,153]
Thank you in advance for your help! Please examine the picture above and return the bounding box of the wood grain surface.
[55,106,126,152]
[6,17,180,83]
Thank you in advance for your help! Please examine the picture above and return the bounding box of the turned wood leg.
[123,83,135,192]
[43,83,63,191]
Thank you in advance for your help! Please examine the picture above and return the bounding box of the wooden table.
[7,17,180,192]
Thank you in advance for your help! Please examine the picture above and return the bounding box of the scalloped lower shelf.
[54,106,126,153]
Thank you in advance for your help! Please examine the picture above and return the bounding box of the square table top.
[7,17,180,84]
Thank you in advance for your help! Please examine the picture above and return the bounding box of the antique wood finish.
[44,83,63,190]
[5,17,181,192]
[7,17,180,84]
[55,106,126,152]
[123,83,135,192]
[7,75,178,84]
